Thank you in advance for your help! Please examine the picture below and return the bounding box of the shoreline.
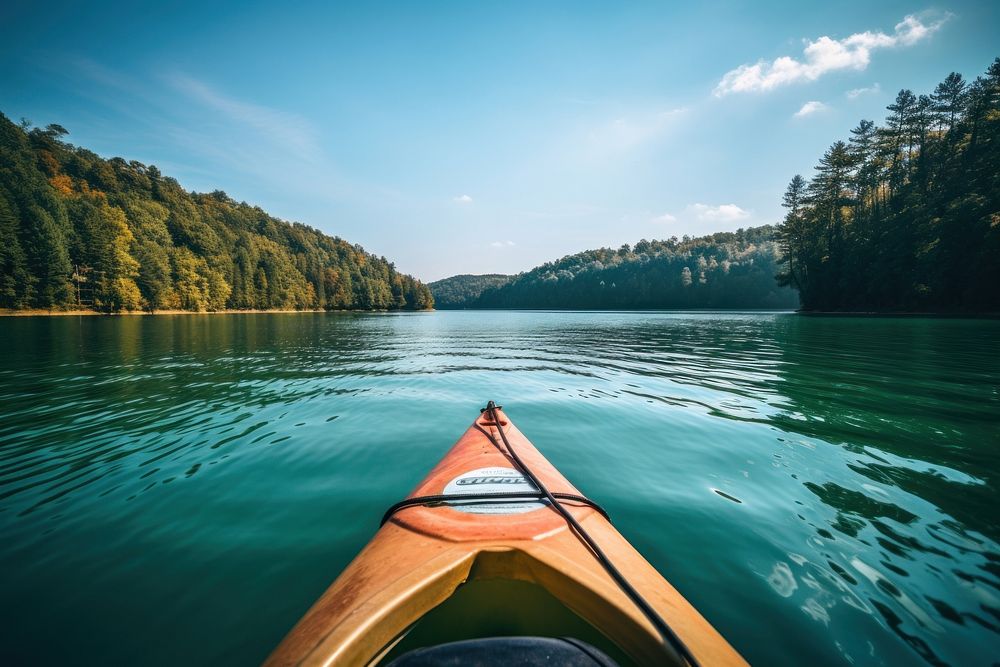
[436,307,999,318]
[797,310,1000,319]
[0,308,432,317]
[3,308,996,319]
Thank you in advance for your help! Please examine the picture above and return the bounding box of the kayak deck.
[265,406,747,666]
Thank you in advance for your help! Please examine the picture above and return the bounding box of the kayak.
[265,403,747,667]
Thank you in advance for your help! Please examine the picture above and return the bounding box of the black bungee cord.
[478,401,700,667]
[380,491,609,526]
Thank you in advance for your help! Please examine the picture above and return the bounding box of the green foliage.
[446,227,798,309]
[0,113,433,312]
[23,203,73,307]
[428,274,513,308]
[779,57,1000,312]
[0,190,32,307]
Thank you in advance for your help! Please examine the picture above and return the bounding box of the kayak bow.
[265,403,747,667]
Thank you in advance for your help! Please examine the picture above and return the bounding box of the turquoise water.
[1,311,998,666]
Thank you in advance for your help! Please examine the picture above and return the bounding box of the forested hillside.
[0,114,432,312]
[453,226,798,309]
[777,57,999,312]
[428,274,512,308]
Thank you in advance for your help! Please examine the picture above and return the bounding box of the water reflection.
[764,316,1000,666]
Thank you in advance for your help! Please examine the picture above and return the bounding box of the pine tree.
[776,175,808,295]
[777,56,1000,312]
[931,72,968,132]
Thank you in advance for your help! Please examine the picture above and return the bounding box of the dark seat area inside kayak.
[378,579,635,665]
[386,636,619,666]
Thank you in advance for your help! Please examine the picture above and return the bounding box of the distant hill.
[428,274,512,308]
[0,113,432,312]
[441,226,798,310]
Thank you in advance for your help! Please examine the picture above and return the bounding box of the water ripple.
[0,311,998,666]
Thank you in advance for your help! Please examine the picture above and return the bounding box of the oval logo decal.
[442,466,546,514]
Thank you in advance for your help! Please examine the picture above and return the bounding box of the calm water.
[1,311,998,666]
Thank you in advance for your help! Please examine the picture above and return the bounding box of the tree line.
[442,227,798,309]
[0,113,433,312]
[777,57,999,312]
[427,274,512,308]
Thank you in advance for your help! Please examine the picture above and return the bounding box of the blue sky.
[1,2,996,281]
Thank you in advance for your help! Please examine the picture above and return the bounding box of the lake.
[1,311,998,666]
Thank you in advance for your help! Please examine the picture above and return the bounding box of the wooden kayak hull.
[265,407,747,667]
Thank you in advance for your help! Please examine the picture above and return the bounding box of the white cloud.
[794,101,829,118]
[490,240,516,248]
[652,212,677,223]
[453,194,473,203]
[714,14,948,96]
[687,203,750,222]
[846,83,881,99]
